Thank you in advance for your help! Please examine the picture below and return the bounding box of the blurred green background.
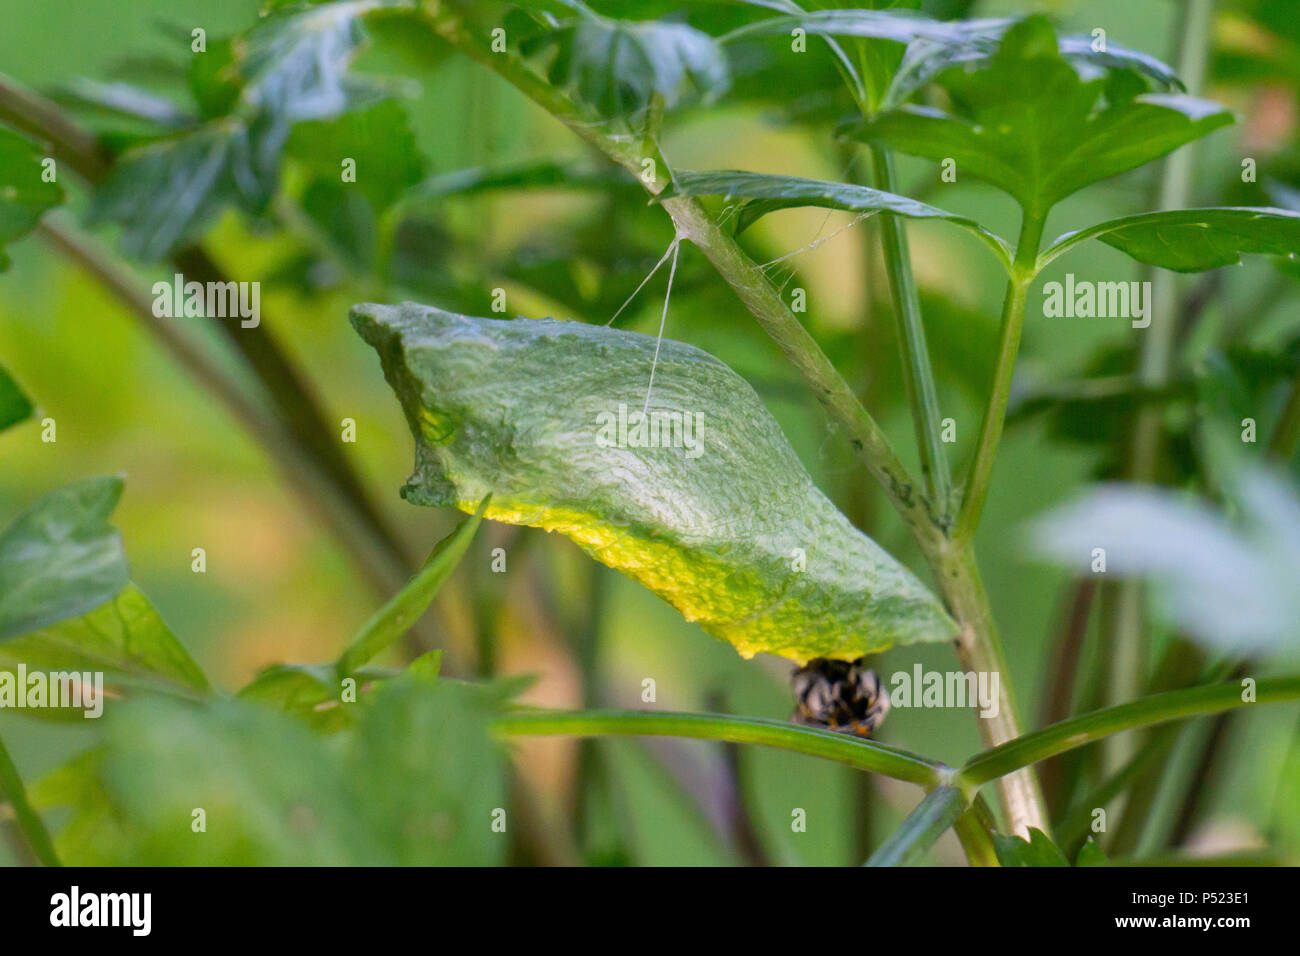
[2,0,1298,865]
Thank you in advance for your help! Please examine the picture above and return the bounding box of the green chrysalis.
[352,302,955,663]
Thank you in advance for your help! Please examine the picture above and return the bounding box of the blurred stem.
[495,710,950,787]
[865,785,967,867]
[1269,368,1300,459]
[0,734,60,867]
[870,147,953,523]
[960,675,1300,787]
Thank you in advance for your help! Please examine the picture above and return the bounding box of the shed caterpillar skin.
[352,302,956,663]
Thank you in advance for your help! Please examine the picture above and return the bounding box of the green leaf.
[1,584,210,706]
[721,8,980,48]
[98,696,384,865]
[886,22,1181,108]
[721,9,1181,107]
[287,99,425,213]
[237,662,352,731]
[237,0,390,122]
[42,678,506,864]
[0,477,128,641]
[0,127,64,269]
[90,1,391,260]
[0,477,208,699]
[88,119,278,261]
[351,302,956,662]
[347,677,507,865]
[1041,207,1300,273]
[556,11,729,115]
[0,364,34,433]
[409,159,637,202]
[994,827,1070,866]
[337,498,488,675]
[659,168,1011,269]
[1076,837,1111,866]
[842,18,1231,219]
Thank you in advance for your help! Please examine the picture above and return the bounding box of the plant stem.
[953,794,1002,867]
[494,709,950,787]
[961,675,1300,787]
[0,734,60,867]
[932,540,1047,835]
[865,784,967,866]
[955,211,1045,544]
[870,146,954,524]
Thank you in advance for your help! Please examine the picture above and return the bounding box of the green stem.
[961,676,1300,787]
[494,709,950,787]
[932,541,1047,835]
[1269,367,1300,459]
[870,147,954,524]
[865,784,967,866]
[953,795,1002,867]
[0,734,60,867]
[955,211,1045,544]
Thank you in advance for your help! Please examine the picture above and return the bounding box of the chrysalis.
[352,302,955,663]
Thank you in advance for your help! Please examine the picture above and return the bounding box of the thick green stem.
[870,147,953,523]
[953,796,1002,867]
[0,734,60,867]
[494,709,950,787]
[961,676,1300,787]
[956,212,1045,544]
[931,541,1047,836]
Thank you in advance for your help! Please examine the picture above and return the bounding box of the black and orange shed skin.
[791,657,890,738]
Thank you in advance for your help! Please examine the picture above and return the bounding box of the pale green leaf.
[0,477,128,641]
[659,168,1011,269]
[1041,207,1300,273]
